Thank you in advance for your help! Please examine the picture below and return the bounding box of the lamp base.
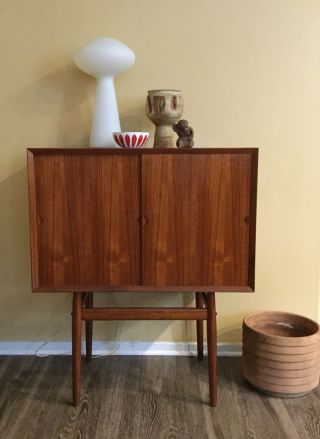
[90,76,120,148]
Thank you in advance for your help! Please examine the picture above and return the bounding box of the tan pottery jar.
[146,89,183,148]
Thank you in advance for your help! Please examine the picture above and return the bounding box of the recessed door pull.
[138,216,148,227]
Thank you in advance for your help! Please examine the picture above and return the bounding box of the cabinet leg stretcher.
[71,291,217,407]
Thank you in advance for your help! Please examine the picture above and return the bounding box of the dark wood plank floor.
[0,356,319,439]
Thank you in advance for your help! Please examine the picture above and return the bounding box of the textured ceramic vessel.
[74,38,135,148]
[242,311,320,397]
[145,90,183,148]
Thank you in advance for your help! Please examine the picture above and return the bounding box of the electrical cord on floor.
[34,295,72,357]
[91,319,125,358]
[34,341,51,357]
[34,293,125,358]
[90,293,125,357]
[34,327,69,357]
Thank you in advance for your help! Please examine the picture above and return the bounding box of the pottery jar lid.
[147,89,182,96]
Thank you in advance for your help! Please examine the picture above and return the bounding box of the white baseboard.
[0,341,242,357]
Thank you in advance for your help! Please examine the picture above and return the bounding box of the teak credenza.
[27,147,258,407]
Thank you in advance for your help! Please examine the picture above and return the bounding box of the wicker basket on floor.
[242,311,320,397]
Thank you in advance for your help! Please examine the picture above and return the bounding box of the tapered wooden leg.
[72,292,82,406]
[207,292,217,407]
[195,292,204,360]
[85,293,93,362]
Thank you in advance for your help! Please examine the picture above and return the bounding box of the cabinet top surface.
[27,147,258,155]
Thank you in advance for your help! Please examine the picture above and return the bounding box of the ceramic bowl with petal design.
[113,132,149,148]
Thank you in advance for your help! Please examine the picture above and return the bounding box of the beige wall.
[1,0,320,344]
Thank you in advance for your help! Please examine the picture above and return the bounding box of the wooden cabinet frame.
[27,148,258,407]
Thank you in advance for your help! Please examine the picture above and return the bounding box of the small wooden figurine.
[172,119,194,148]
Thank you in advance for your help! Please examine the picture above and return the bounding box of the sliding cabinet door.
[142,153,252,289]
[29,152,140,290]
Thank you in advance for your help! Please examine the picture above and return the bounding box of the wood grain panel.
[29,153,140,289]
[142,153,252,287]
[28,148,257,292]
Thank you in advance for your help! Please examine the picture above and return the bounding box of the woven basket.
[242,311,320,397]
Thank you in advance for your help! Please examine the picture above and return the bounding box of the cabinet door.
[29,153,140,290]
[142,153,252,288]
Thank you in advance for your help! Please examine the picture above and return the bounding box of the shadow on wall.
[13,65,93,148]
[218,322,243,343]
[120,110,154,148]
[0,168,192,342]
[0,167,71,340]
[18,64,152,147]
[13,63,152,149]
[120,112,144,132]
[0,65,93,341]
[0,63,186,343]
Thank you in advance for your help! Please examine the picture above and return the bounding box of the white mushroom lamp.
[74,38,135,147]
